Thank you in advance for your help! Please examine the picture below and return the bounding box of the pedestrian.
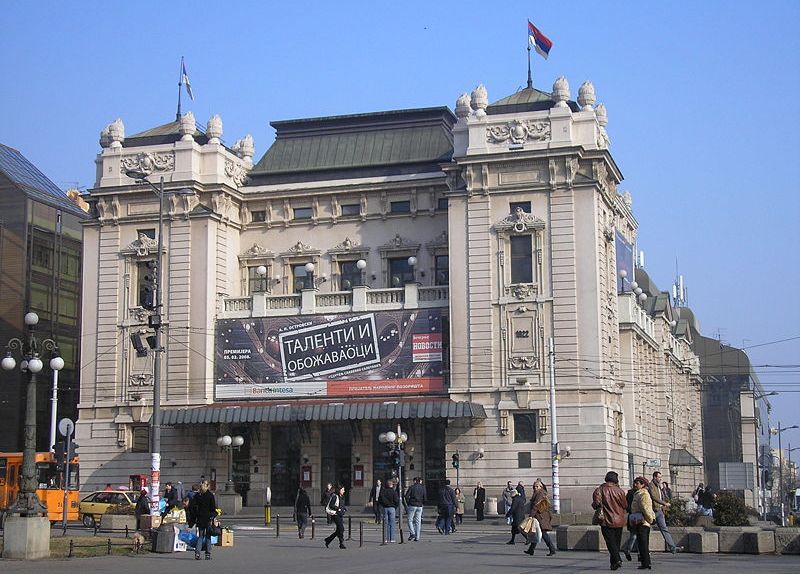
[648,471,679,553]
[692,482,705,504]
[405,477,426,541]
[323,485,347,549]
[505,490,526,544]
[454,487,465,526]
[103,483,113,491]
[322,483,334,524]
[502,481,516,514]
[135,488,150,530]
[186,483,200,501]
[661,481,672,501]
[162,482,179,516]
[473,481,486,521]
[183,496,195,530]
[189,479,217,560]
[436,479,456,534]
[174,480,185,502]
[516,481,526,500]
[368,479,382,524]
[378,478,400,542]
[621,483,638,562]
[630,476,656,570]
[524,479,556,556]
[592,471,628,571]
[294,486,312,539]
[699,487,715,517]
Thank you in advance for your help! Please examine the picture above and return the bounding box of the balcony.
[617,293,655,339]
[220,284,449,318]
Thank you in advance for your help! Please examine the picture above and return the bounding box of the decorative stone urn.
[471,84,488,118]
[552,76,570,108]
[206,114,223,143]
[179,111,196,141]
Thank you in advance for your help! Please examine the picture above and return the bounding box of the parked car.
[79,490,139,527]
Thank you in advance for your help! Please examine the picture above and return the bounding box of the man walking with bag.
[649,471,679,553]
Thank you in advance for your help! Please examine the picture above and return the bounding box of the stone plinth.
[774,527,800,554]
[1,515,51,560]
[687,531,719,553]
[100,514,137,532]
[708,527,763,553]
[216,491,242,516]
[742,530,776,554]
[556,525,601,551]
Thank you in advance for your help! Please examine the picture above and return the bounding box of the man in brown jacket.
[592,471,628,570]
[648,471,678,553]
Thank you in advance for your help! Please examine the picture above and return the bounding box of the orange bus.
[0,451,80,526]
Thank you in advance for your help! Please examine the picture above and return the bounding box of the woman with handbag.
[323,485,347,549]
[524,479,556,556]
[629,477,656,570]
[189,480,217,560]
[505,490,526,544]
[473,481,486,521]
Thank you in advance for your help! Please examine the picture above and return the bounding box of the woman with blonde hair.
[524,479,556,556]
[629,477,656,570]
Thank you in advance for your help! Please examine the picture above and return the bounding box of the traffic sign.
[58,417,74,437]
[645,458,661,468]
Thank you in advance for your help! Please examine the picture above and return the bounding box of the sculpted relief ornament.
[120,151,175,176]
[494,207,546,235]
[487,119,551,145]
[124,232,159,257]
[224,159,249,187]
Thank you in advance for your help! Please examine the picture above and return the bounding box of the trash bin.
[486,496,498,516]
[152,524,176,553]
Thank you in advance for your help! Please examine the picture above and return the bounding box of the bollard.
[359,520,363,548]
[347,515,352,540]
[264,504,271,526]
[94,520,99,536]
[69,539,74,558]
[276,514,280,537]
[107,538,112,555]
[398,515,404,544]
[381,517,386,545]
[125,525,129,538]
[311,517,315,540]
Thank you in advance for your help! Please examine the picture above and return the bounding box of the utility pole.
[549,337,560,513]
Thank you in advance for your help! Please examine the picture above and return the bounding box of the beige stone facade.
[78,78,703,512]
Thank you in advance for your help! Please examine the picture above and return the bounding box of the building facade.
[77,76,703,512]
[0,144,86,453]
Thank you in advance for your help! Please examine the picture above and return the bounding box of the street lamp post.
[754,390,777,518]
[379,424,408,543]
[787,445,799,515]
[771,422,799,526]
[2,311,64,559]
[216,434,244,492]
[125,169,194,515]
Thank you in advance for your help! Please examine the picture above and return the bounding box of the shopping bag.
[532,518,542,544]
[519,516,535,535]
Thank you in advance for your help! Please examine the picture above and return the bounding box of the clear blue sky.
[2,2,798,438]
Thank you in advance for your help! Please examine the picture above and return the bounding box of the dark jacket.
[592,483,628,529]
[439,485,457,508]
[405,483,426,507]
[529,490,553,531]
[135,493,150,518]
[378,486,399,509]
[190,489,217,528]
[516,484,526,500]
[506,495,526,527]
[164,486,179,509]
[473,486,486,508]
[368,484,381,504]
[295,489,312,515]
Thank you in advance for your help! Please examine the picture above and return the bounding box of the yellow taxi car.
[78,490,139,527]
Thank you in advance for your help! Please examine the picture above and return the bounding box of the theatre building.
[78,74,702,510]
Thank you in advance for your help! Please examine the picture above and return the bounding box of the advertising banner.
[215,310,445,399]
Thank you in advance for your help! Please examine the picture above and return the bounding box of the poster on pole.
[215,310,446,399]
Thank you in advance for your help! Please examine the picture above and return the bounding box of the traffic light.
[451,452,460,468]
[390,449,402,467]
[68,442,79,460]
[140,260,157,309]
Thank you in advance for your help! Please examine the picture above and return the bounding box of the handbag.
[628,512,644,526]
[519,516,535,534]
[592,488,606,526]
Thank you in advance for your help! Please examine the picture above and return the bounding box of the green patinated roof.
[487,86,579,115]
[125,120,208,147]
[251,107,456,175]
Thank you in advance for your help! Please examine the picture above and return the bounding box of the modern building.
[0,143,86,453]
[77,74,703,512]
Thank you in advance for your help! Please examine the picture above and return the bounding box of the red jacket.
[592,483,628,528]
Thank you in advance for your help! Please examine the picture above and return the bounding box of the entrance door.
[321,424,352,505]
[424,420,446,503]
[271,425,301,506]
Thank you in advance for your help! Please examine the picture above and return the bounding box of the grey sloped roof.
[161,399,485,425]
[125,120,209,147]
[250,107,455,176]
[487,86,580,115]
[669,448,702,467]
[0,143,86,216]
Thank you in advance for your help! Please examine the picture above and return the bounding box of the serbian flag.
[181,59,194,100]
[528,20,553,60]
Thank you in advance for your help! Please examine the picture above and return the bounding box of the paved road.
[2,526,799,573]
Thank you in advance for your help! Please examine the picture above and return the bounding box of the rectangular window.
[341,203,360,217]
[510,235,533,284]
[435,255,449,285]
[131,427,149,453]
[339,260,362,290]
[389,257,414,287]
[248,265,269,293]
[137,228,156,240]
[514,412,538,443]
[390,200,411,214]
[518,452,532,469]
[510,201,531,214]
[293,207,312,220]
[251,210,266,222]
[293,264,310,292]
[137,260,157,309]
[437,197,448,211]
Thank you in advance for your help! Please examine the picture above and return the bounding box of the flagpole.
[527,43,533,89]
[176,56,184,121]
